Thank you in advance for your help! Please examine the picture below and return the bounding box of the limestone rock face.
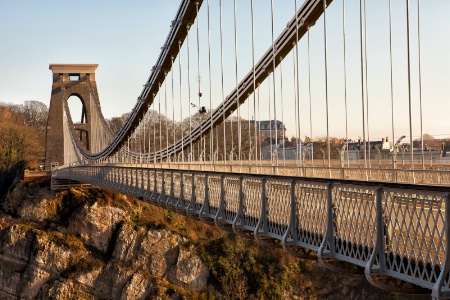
[112,223,140,263]
[0,225,86,299]
[3,183,57,222]
[113,223,209,291]
[120,271,155,300]
[167,246,209,291]
[62,202,128,253]
[0,186,210,299]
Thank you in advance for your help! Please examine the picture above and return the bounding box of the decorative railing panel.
[382,189,446,287]
[240,177,263,231]
[191,174,206,214]
[332,185,377,266]
[263,179,291,239]
[205,175,222,219]
[222,175,241,224]
[294,181,328,251]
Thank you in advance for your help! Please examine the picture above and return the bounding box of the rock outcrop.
[0,183,210,299]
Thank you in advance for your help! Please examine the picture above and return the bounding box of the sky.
[0,1,179,116]
[1,0,449,143]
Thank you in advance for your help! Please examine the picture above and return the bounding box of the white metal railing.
[53,164,450,298]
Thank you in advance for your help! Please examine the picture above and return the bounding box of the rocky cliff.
[0,182,209,299]
[0,179,429,299]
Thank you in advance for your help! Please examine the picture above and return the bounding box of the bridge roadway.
[52,164,450,298]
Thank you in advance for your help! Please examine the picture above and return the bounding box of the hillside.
[0,175,432,300]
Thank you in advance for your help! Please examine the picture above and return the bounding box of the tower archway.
[67,94,87,124]
[67,94,90,149]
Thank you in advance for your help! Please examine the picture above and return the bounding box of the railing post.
[125,167,130,192]
[176,171,184,210]
[318,182,335,261]
[141,167,145,193]
[114,167,119,190]
[432,193,450,299]
[145,168,150,199]
[104,166,109,186]
[136,168,140,195]
[101,166,105,185]
[365,187,385,281]
[128,168,132,193]
[98,166,102,184]
[136,168,140,194]
[111,166,115,187]
[187,173,195,214]
[214,174,225,225]
[159,170,165,204]
[167,171,174,207]
[232,176,244,230]
[109,166,116,189]
[103,166,107,185]
[282,179,297,249]
[132,168,137,194]
[199,174,209,218]
[152,169,157,202]
[117,167,121,190]
[110,166,114,187]
[255,178,267,238]
[121,167,125,192]
[130,168,134,192]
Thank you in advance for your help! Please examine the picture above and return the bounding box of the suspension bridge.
[45,0,450,298]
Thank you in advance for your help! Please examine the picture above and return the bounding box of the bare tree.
[422,133,435,141]
[18,100,48,134]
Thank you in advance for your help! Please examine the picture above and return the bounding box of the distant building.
[250,120,286,145]
[348,137,391,151]
[347,137,392,160]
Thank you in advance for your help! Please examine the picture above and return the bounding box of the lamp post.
[352,146,360,168]
[392,135,406,182]
[425,144,432,168]
[191,102,206,163]
[340,140,349,169]
[319,149,325,167]
[302,143,308,168]
[375,145,381,167]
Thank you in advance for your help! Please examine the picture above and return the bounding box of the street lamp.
[392,135,406,182]
[319,149,325,167]
[352,146,360,167]
[393,135,406,170]
[191,103,206,114]
[340,140,350,168]
[425,144,432,167]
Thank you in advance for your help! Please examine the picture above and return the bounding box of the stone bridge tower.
[45,64,99,170]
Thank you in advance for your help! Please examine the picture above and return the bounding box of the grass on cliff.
[196,233,307,300]
[92,190,315,299]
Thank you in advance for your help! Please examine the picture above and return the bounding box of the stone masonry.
[45,64,99,170]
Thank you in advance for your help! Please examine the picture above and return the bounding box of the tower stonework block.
[45,64,99,170]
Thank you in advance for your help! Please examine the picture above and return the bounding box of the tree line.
[0,100,48,198]
[0,100,48,170]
